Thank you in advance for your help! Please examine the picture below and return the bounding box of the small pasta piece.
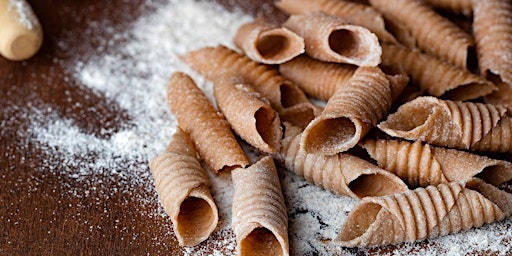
[301,66,407,155]
[167,72,249,173]
[422,0,472,16]
[378,96,512,153]
[232,156,289,256]
[274,0,397,43]
[213,73,282,154]
[336,178,512,247]
[282,12,382,67]
[276,123,408,199]
[369,0,474,69]
[279,55,356,101]
[149,128,218,246]
[359,139,512,187]
[233,18,304,64]
[382,43,497,101]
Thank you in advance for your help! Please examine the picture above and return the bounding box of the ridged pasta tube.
[232,156,289,256]
[378,96,512,153]
[167,72,249,173]
[359,139,512,187]
[422,0,473,16]
[149,128,218,246]
[276,123,408,199]
[336,178,512,247]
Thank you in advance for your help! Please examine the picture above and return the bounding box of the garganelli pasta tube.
[232,156,289,256]
[378,96,512,153]
[167,72,249,173]
[274,0,397,43]
[382,43,496,101]
[276,123,408,199]
[369,0,474,70]
[282,12,382,67]
[336,178,512,247]
[301,66,407,155]
[359,139,512,187]
[279,55,356,101]
[422,0,473,16]
[233,18,304,65]
[213,73,282,154]
[149,128,218,246]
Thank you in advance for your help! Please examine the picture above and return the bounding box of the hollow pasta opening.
[442,81,494,101]
[382,100,436,132]
[176,196,215,243]
[279,80,306,108]
[305,117,356,153]
[257,34,289,59]
[328,29,362,58]
[255,107,280,149]
[240,227,283,256]
[337,202,382,242]
[348,173,406,198]
[477,164,512,187]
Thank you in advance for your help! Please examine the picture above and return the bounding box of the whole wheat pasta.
[276,123,408,199]
[282,12,382,67]
[274,0,397,43]
[381,16,417,49]
[213,73,282,154]
[382,43,497,101]
[232,156,289,256]
[422,0,472,16]
[279,55,356,101]
[301,66,407,155]
[149,128,218,246]
[485,81,512,112]
[378,96,512,153]
[167,72,249,173]
[359,139,512,187]
[233,18,304,65]
[369,0,474,69]
[336,178,512,247]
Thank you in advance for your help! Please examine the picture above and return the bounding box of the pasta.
[231,156,289,256]
[422,0,473,16]
[233,18,304,64]
[359,138,512,187]
[336,178,512,247]
[213,73,282,154]
[274,0,397,43]
[282,12,382,67]
[378,96,512,153]
[369,0,474,69]
[301,66,407,155]
[167,72,249,173]
[149,128,218,246]
[276,123,408,199]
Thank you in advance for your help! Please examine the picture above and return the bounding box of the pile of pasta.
[149,0,512,254]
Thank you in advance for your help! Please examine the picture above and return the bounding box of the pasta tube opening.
[279,80,309,108]
[256,34,290,60]
[255,107,281,150]
[379,100,436,133]
[240,227,284,256]
[348,173,409,198]
[329,29,363,59]
[176,196,217,246]
[476,164,512,186]
[336,202,383,242]
[302,117,358,154]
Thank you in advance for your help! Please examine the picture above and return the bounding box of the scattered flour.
[8,0,39,30]
[25,0,512,255]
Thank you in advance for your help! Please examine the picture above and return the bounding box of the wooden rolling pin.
[0,0,43,61]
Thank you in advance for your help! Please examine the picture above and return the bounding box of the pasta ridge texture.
[423,0,473,16]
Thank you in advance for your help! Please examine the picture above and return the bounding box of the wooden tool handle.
[0,0,43,61]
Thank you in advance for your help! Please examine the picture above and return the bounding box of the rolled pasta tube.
[359,139,512,187]
[422,0,472,16]
[276,123,408,199]
[382,43,497,101]
[167,72,249,173]
[282,12,382,67]
[369,0,474,70]
[232,156,289,256]
[378,96,512,153]
[279,55,356,101]
[233,18,304,65]
[274,0,397,43]
[336,178,512,247]
[149,128,218,246]
[301,66,407,155]
[213,73,282,154]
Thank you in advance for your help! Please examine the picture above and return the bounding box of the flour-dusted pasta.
[382,43,496,101]
[233,18,304,65]
[213,73,282,154]
[359,139,512,187]
[378,96,512,153]
[423,0,472,16]
[282,12,382,67]
[336,178,512,247]
[279,55,356,101]
[232,156,289,256]
[149,128,218,246]
[276,123,408,199]
[275,0,397,43]
[301,66,407,155]
[167,72,249,173]
[369,0,474,70]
